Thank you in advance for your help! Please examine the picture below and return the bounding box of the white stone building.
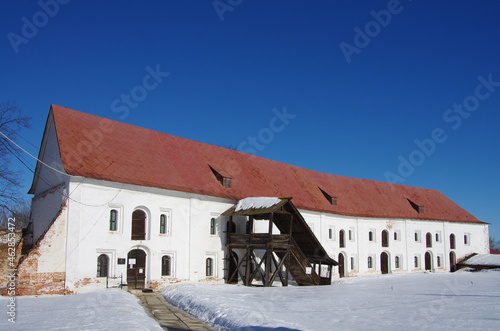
[22,105,489,294]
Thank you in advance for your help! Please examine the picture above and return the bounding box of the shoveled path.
[130,289,214,331]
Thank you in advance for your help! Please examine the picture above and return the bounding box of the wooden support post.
[227,216,233,244]
[265,247,271,287]
[245,247,251,286]
[285,247,290,287]
[225,246,231,284]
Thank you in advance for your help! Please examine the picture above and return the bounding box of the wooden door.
[127,249,146,289]
[425,252,432,271]
[338,253,345,278]
[381,252,389,274]
[132,210,146,240]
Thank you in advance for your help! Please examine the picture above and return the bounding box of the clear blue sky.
[1,1,499,239]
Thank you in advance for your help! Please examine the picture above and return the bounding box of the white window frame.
[161,251,176,277]
[369,229,376,242]
[436,231,442,243]
[210,214,220,236]
[108,204,124,234]
[464,233,471,246]
[159,208,172,236]
[328,226,335,241]
[395,255,403,269]
[415,230,421,243]
[437,254,443,268]
[96,249,116,278]
[206,253,218,278]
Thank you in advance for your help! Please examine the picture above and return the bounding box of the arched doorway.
[381,252,389,274]
[127,249,146,289]
[449,251,456,272]
[425,251,432,271]
[338,253,346,278]
[132,210,146,240]
[228,251,239,284]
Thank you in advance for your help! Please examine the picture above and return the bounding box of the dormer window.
[319,187,337,205]
[407,199,424,214]
[209,165,232,188]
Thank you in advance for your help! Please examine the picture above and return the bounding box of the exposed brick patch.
[1,206,69,296]
[0,229,23,286]
[149,278,183,290]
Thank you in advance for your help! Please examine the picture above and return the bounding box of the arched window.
[339,230,345,248]
[109,210,117,231]
[426,232,432,248]
[450,234,456,249]
[382,230,389,247]
[367,256,373,269]
[160,214,167,234]
[162,256,171,276]
[132,210,146,240]
[210,218,216,235]
[206,258,213,276]
[97,254,109,277]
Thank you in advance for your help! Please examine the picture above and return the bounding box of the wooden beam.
[245,247,251,286]
[264,247,271,286]
[249,251,266,284]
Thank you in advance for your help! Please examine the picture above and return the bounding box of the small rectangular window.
[437,256,442,267]
[414,256,419,268]
[349,230,352,241]
[328,228,333,240]
[395,256,400,269]
[210,218,216,235]
[109,210,117,231]
[350,257,355,270]
[206,257,213,276]
[415,231,421,242]
[162,255,171,276]
[369,231,374,242]
[160,214,167,234]
[368,256,373,269]
[464,234,470,245]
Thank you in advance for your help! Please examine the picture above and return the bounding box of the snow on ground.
[163,271,500,331]
[462,254,500,266]
[0,289,162,331]
[235,197,282,212]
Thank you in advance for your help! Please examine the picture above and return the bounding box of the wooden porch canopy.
[222,197,337,286]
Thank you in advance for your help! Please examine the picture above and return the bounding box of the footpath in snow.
[0,289,163,330]
[163,270,500,331]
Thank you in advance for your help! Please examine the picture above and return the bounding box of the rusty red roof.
[47,104,482,224]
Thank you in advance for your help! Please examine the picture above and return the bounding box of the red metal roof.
[49,104,482,224]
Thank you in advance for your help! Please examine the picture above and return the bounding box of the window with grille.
[206,258,213,276]
[162,255,171,276]
[97,254,109,277]
[110,209,117,231]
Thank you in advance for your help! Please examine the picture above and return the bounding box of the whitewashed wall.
[64,177,235,292]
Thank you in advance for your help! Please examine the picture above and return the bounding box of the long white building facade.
[23,105,489,294]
